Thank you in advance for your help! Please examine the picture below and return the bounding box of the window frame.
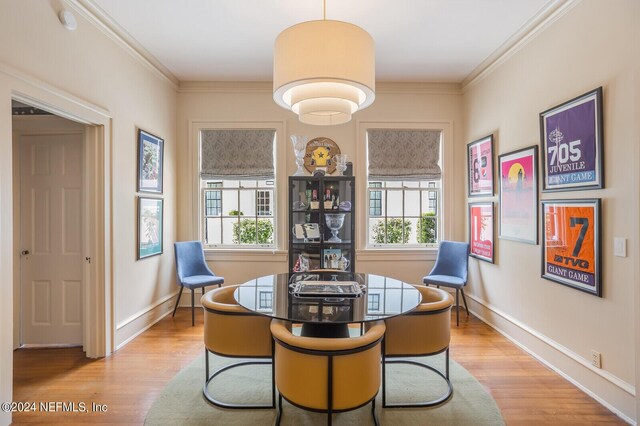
[191,121,286,254]
[355,121,453,259]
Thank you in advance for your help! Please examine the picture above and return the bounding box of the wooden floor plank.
[11,309,626,425]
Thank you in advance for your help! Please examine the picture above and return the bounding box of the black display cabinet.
[288,175,355,273]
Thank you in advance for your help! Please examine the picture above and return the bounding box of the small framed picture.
[540,87,603,192]
[322,248,342,269]
[498,145,538,244]
[137,129,164,193]
[541,199,601,296]
[137,197,163,259]
[469,202,494,263]
[467,135,494,197]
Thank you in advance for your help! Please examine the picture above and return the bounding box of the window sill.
[356,248,438,262]
[205,249,288,262]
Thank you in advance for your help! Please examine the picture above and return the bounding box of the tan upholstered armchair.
[270,319,386,426]
[382,285,454,407]
[201,285,275,409]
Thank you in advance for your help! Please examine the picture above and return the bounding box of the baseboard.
[466,293,636,424]
[114,292,178,350]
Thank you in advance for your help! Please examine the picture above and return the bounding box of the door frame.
[6,77,113,359]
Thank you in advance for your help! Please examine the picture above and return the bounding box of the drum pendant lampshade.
[273,20,375,126]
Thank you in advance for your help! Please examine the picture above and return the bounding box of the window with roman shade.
[200,129,276,248]
[366,129,442,247]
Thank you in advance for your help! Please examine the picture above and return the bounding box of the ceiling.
[86,0,556,83]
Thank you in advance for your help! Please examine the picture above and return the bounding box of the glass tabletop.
[234,272,422,325]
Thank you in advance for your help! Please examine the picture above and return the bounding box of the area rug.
[145,351,504,426]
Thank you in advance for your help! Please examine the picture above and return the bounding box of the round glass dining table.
[234,272,422,338]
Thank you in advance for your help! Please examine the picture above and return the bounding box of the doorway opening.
[11,96,108,358]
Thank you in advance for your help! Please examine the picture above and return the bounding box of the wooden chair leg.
[172,285,184,317]
[191,289,195,326]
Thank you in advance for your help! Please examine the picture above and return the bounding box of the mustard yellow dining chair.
[382,285,454,407]
[201,285,275,409]
[270,319,385,426]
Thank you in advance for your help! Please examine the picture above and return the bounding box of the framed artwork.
[540,87,603,192]
[304,137,341,175]
[467,135,494,197]
[137,129,164,193]
[499,146,539,244]
[541,199,601,296]
[469,202,494,263]
[137,197,163,259]
[322,248,342,269]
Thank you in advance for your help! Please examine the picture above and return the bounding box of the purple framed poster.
[467,135,494,197]
[499,146,538,244]
[540,87,603,192]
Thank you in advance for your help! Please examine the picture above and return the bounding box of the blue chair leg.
[460,288,469,317]
[191,288,195,326]
[172,285,184,318]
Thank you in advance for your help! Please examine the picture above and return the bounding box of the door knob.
[21,250,30,255]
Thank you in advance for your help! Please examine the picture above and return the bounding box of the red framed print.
[498,146,538,244]
[541,199,601,296]
[469,202,494,263]
[540,87,603,192]
[467,135,494,197]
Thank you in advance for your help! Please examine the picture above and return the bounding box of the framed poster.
[467,135,494,197]
[540,87,603,192]
[541,199,601,296]
[499,146,538,244]
[137,129,164,193]
[138,197,163,259]
[469,202,494,263]
[304,137,341,175]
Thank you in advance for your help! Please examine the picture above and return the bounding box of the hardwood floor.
[12,309,625,425]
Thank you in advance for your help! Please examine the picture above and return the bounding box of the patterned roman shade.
[201,129,276,180]
[367,129,442,180]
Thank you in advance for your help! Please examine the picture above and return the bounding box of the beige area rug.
[145,351,504,426]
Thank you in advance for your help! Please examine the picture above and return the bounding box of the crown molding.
[67,0,179,89]
[178,81,462,95]
[178,81,272,93]
[462,0,580,91]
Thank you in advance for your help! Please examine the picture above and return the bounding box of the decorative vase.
[291,135,308,176]
[325,213,345,243]
[333,154,348,176]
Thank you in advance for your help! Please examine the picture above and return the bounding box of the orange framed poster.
[541,199,601,296]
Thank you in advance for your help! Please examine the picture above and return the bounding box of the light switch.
[614,237,627,258]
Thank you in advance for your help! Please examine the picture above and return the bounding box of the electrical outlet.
[591,350,602,368]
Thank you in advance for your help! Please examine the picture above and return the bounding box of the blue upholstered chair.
[173,241,224,326]
[423,241,470,326]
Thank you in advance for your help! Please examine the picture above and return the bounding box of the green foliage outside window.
[229,210,274,244]
[417,213,437,244]
[371,218,411,244]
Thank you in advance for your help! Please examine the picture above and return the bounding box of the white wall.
[176,83,464,287]
[463,0,639,421]
[0,2,177,423]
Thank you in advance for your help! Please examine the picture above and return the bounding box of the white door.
[20,133,83,345]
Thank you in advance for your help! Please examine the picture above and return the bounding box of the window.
[200,129,276,248]
[202,180,275,246]
[369,182,382,217]
[205,182,222,216]
[367,181,439,246]
[366,129,441,248]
